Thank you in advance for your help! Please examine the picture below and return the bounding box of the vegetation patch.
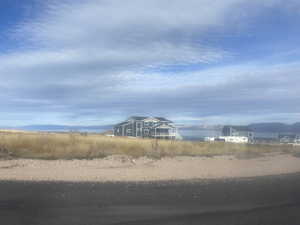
[0,131,299,160]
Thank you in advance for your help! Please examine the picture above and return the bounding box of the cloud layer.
[1,0,300,125]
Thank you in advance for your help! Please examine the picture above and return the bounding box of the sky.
[0,0,300,126]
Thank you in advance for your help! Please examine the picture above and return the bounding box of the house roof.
[114,121,130,127]
[155,117,172,122]
[114,116,176,128]
[129,116,148,121]
[128,116,173,122]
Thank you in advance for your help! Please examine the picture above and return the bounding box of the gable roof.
[155,117,172,122]
[128,116,173,122]
[128,116,148,121]
[114,121,130,127]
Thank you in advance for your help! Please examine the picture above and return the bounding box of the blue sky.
[1,0,300,126]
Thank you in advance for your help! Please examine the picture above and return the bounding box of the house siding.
[114,116,178,139]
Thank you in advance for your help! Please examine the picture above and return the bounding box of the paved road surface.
[1,173,300,225]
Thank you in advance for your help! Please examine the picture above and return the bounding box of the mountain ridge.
[248,122,300,133]
[1,122,300,133]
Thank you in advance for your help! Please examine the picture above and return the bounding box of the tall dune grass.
[0,131,299,159]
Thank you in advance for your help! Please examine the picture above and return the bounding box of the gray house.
[222,125,254,140]
[114,116,178,139]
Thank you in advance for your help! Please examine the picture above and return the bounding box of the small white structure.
[175,132,183,140]
[204,137,216,142]
[218,136,249,143]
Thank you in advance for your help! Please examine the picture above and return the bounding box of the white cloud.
[14,0,254,67]
[0,0,299,125]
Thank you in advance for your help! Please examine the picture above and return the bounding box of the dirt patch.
[292,151,300,158]
[0,154,300,182]
[235,151,264,160]
[0,162,25,169]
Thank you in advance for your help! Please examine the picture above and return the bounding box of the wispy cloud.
[1,0,300,125]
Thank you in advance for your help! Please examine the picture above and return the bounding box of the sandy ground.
[1,153,300,182]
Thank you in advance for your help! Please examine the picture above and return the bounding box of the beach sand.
[1,153,300,182]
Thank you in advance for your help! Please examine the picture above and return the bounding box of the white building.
[218,136,249,143]
[204,137,216,142]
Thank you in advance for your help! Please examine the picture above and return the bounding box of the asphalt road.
[1,173,300,225]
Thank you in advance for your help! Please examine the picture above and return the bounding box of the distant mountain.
[3,122,300,134]
[291,123,300,133]
[248,122,300,133]
[20,124,113,132]
[178,125,223,130]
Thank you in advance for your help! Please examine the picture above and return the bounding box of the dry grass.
[0,131,299,160]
